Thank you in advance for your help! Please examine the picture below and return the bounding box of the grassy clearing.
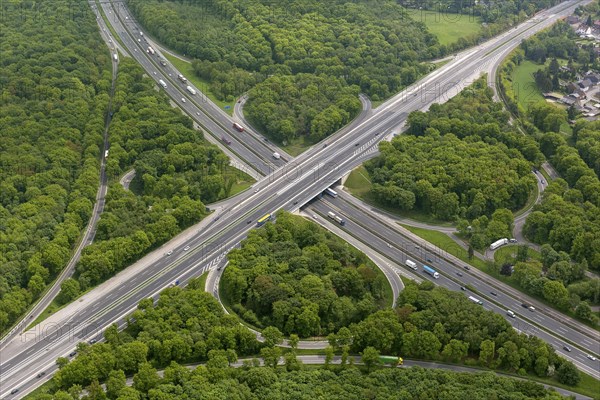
[400,224,489,270]
[405,9,482,46]
[224,166,255,196]
[162,53,235,115]
[511,60,546,111]
[493,245,541,263]
[345,167,453,227]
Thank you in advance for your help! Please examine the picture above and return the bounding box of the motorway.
[307,196,599,377]
[1,0,599,398]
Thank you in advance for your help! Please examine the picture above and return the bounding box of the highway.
[307,196,600,378]
[1,0,598,398]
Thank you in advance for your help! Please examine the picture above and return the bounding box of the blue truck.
[423,265,440,279]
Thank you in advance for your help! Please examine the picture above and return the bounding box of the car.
[541,180,545,184]
[463,266,470,270]
[460,286,466,291]
[126,16,128,19]
[563,345,572,352]
[11,389,19,395]
[323,143,328,148]
[293,201,298,205]
[313,214,318,219]
[586,354,597,361]
[415,245,420,249]
[89,339,97,344]
[254,188,259,193]
[426,257,432,262]
[528,306,535,311]
[181,98,186,103]
[355,142,360,146]
[456,272,463,277]
[69,351,77,357]
[196,112,200,116]
[246,220,252,224]
[387,243,392,248]
[37,372,45,378]
[183,246,190,251]
[166,250,173,256]
[506,310,516,318]
[490,291,497,296]
[217,266,222,271]
[521,303,529,309]
[153,71,157,75]
[509,238,517,243]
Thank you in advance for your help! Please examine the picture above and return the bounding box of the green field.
[511,60,546,111]
[493,245,541,263]
[405,9,482,46]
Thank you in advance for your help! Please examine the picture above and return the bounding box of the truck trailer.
[186,86,196,95]
[378,355,403,366]
[423,265,440,279]
[490,238,508,250]
[405,259,418,270]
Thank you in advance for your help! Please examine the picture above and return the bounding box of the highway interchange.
[0,0,599,397]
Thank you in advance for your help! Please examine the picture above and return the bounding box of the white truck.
[147,46,155,55]
[113,53,118,62]
[490,238,508,250]
[327,211,345,226]
[405,259,418,270]
[272,152,281,159]
[468,295,483,305]
[158,79,167,88]
[186,86,196,95]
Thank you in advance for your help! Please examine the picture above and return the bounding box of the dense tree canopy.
[0,1,109,333]
[33,280,573,399]
[365,79,538,228]
[332,281,578,386]
[72,57,240,290]
[221,211,390,337]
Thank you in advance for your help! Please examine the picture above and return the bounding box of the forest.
[333,281,581,386]
[492,20,600,321]
[365,78,539,246]
[30,278,582,398]
[70,56,238,293]
[0,1,110,333]
[125,0,440,142]
[221,211,390,337]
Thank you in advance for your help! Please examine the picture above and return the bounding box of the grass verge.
[493,245,541,263]
[513,180,539,218]
[162,53,235,115]
[400,224,488,270]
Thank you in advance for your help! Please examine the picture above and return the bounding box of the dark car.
[490,291,497,296]
[247,220,252,224]
[521,303,529,308]
[293,201,298,205]
[460,286,466,291]
[426,257,432,262]
[463,266,470,270]
[69,351,77,357]
[10,389,19,395]
[456,272,463,277]
[323,143,328,148]
[563,345,572,352]
[355,142,360,146]
[37,372,46,378]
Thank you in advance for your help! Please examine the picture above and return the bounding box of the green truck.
[379,355,403,366]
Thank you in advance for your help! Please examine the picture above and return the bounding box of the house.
[543,92,563,101]
[577,26,592,36]
[560,96,577,106]
[584,73,600,84]
[578,78,593,91]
